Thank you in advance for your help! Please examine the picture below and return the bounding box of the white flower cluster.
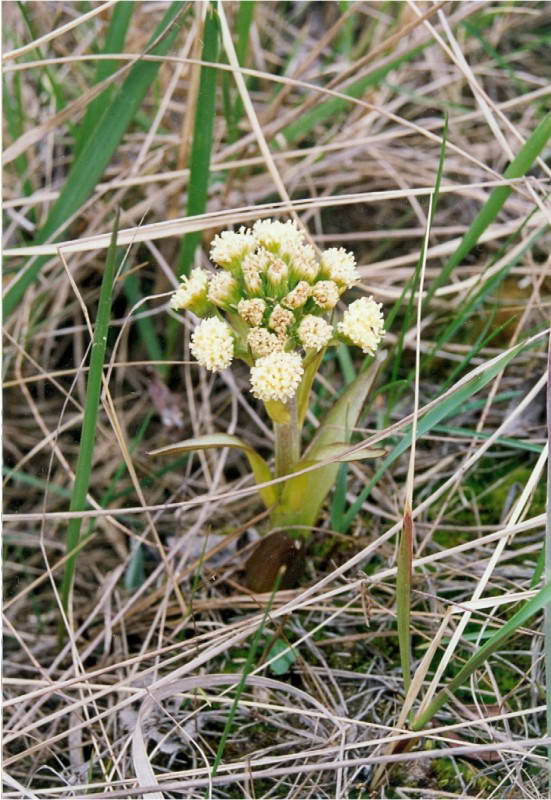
[170,219,384,403]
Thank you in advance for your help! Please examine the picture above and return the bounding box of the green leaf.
[268,638,298,676]
[307,442,385,463]
[425,111,551,305]
[178,6,220,274]
[3,1,187,319]
[345,335,541,531]
[412,580,551,731]
[149,433,277,509]
[59,209,120,622]
[272,359,380,531]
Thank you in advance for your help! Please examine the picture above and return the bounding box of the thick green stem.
[274,396,300,478]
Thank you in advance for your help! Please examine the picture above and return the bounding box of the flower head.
[337,296,385,355]
[208,270,239,308]
[250,351,304,403]
[247,327,283,358]
[190,317,234,371]
[283,281,311,310]
[312,280,340,311]
[170,268,210,316]
[268,304,294,337]
[320,248,359,288]
[210,227,256,270]
[289,243,319,282]
[265,254,289,292]
[238,298,266,327]
[241,251,265,295]
[253,218,305,256]
[298,315,333,351]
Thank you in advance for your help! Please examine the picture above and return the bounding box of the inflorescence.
[170,219,385,403]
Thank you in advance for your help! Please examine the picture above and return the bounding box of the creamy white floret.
[250,351,304,403]
[170,268,209,311]
[320,248,359,288]
[337,296,385,355]
[298,315,333,351]
[252,218,305,255]
[207,271,238,307]
[210,227,256,269]
[190,317,234,371]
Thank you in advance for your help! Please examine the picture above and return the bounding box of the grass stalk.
[3,1,187,319]
[412,578,551,731]
[211,574,281,777]
[177,5,220,275]
[59,210,120,623]
[546,332,551,796]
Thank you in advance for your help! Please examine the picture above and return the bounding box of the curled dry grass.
[3,2,551,797]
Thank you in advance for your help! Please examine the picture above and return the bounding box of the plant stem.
[274,396,299,477]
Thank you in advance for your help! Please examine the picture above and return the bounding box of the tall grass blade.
[425,111,551,304]
[545,333,551,794]
[123,273,164,365]
[388,115,448,418]
[3,1,187,319]
[222,0,255,143]
[59,210,120,621]
[178,6,220,275]
[397,505,413,692]
[74,0,134,155]
[211,574,281,777]
[280,43,425,144]
[412,578,551,731]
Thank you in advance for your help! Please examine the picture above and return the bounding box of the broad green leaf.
[149,434,277,509]
[272,359,380,531]
[307,443,385,463]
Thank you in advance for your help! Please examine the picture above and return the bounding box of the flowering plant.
[152,219,385,589]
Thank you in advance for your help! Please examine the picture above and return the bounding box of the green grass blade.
[545,336,551,792]
[280,42,425,144]
[211,575,281,777]
[17,1,70,114]
[59,210,120,620]
[3,1,187,319]
[387,115,448,418]
[123,272,164,365]
[222,0,255,143]
[330,463,349,532]
[412,578,551,731]
[344,336,538,530]
[178,6,220,274]
[74,0,134,155]
[397,506,413,692]
[425,111,551,305]
[3,73,36,224]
